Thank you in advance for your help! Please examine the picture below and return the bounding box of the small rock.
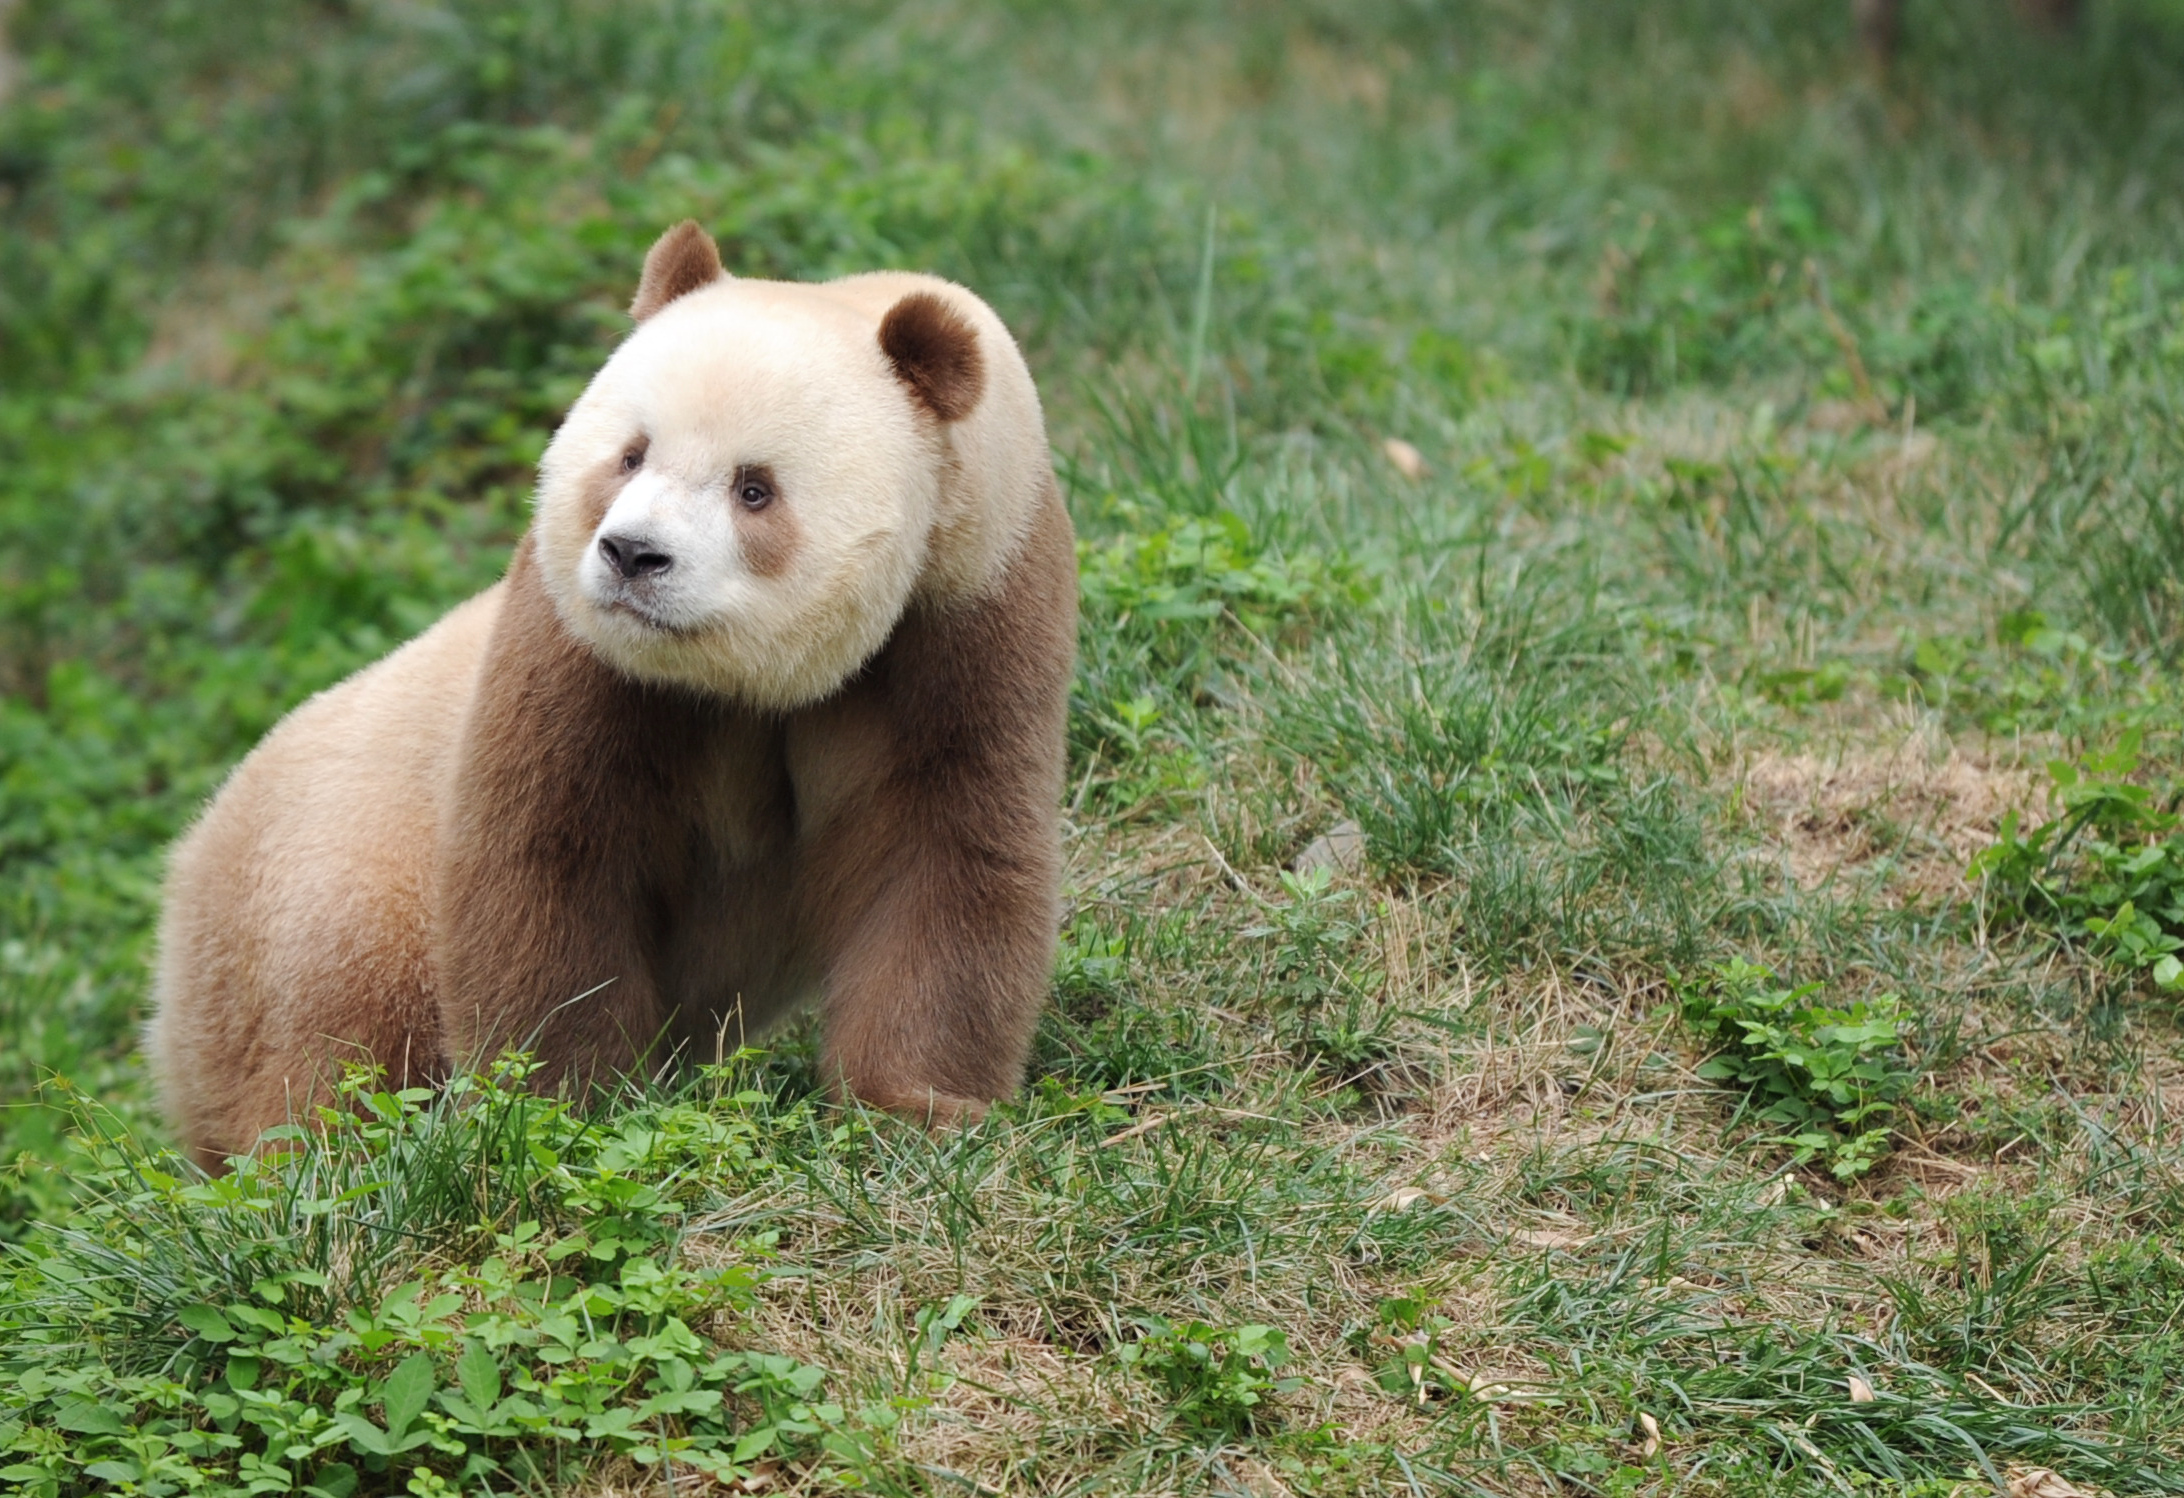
[1294,818,1366,875]
[1846,1374,1876,1403]
[1383,437,1427,480]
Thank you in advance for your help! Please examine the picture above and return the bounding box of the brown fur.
[789,483,1076,1120]
[433,541,729,1088]
[879,291,986,423]
[578,449,640,532]
[151,255,1075,1166]
[428,481,1074,1113]
[149,591,504,1167]
[732,464,800,578]
[630,220,726,322]
[421,486,1070,1109]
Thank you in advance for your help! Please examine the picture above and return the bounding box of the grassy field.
[5,0,2184,1492]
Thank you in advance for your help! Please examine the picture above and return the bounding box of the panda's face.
[533,282,939,709]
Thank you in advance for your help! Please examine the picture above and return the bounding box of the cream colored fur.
[534,272,1049,709]
[146,589,502,1158]
[148,266,1055,1164]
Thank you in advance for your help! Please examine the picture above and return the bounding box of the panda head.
[532,221,998,710]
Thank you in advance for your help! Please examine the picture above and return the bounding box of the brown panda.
[146,221,1077,1168]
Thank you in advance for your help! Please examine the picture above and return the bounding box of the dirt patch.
[1740,734,2043,903]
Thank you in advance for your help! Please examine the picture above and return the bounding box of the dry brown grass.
[1739,726,2044,903]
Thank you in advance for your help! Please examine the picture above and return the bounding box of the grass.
[5,0,2184,1491]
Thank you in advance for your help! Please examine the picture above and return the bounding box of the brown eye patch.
[580,442,646,530]
[734,464,776,511]
[730,463,798,577]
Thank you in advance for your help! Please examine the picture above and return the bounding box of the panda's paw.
[852,1085,994,1132]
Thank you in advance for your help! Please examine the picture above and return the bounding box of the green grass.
[6,0,2184,1491]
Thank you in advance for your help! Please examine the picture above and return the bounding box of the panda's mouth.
[603,590,697,636]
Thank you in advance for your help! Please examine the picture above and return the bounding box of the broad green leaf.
[305,1462,360,1498]
[53,1399,129,1436]
[178,1304,237,1342]
[333,1412,395,1457]
[380,1351,435,1438]
[456,1340,501,1411]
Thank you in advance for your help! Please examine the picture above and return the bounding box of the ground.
[3,2,2184,1494]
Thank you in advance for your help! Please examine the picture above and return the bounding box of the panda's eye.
[619,446,645,475]
[735,471,776,511]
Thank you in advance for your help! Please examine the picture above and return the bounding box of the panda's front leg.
[434,822,675,1097]
[790,692,1065,1123]
[790,498,1075,1124]
[802,817,1060,1125]
[431,546,697,1094]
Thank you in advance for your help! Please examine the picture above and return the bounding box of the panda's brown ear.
[879,291,985,423]
[630,220,726,322]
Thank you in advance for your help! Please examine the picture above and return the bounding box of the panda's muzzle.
[597,532,674,581]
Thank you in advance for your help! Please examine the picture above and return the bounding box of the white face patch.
[577,468,745,632]
[532,280,945,710]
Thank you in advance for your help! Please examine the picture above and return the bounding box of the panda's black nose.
[598,533,673,580]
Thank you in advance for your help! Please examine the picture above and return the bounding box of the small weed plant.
[1366,1292,1463,1406]
[1075,511,1367,652]
[1244,867,1400,1092]
[1971,733,2184,990]
[1679,959,1914,1180]
[1115,1317,1300,1433]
